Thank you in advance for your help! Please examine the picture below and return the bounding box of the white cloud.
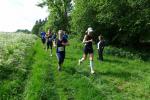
[0,0,48,32]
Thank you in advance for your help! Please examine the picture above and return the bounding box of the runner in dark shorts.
[55,30,69,71]
[78,27,95,74]
[46,29,53,56]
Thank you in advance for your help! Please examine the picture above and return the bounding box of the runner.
[63,31,68,40]
[52,32,57,47]
[40,31,46,49]
[78,27,95,74]
[55,30,69,71]
[46,29,53,56]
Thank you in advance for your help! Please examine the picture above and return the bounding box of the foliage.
[16,29,31,33]
[70,0,150,46]
[32,18,47,36]
[0,32,37,99]
[37,0,72,33]
[104,46,141,59]
[35,0,150,46]
[70,0,97,37]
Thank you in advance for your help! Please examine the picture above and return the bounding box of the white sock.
[80,58,84,62]
[90,60,94,71]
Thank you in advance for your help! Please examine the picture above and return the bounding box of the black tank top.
[48,34,53,42]
[85,35,92,47]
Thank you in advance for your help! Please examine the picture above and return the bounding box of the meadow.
[24,36,150,100]
[0,33,150,100]
[0,32,37,99]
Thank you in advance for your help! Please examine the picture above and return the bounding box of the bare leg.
[89,53,94,74]
[79,54,87,65]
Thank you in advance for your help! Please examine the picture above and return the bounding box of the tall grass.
[0,32,37,99]
[23,40,53,100]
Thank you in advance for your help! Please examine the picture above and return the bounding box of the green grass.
[0,42,36,100]
[23,40,53,100]
[23,37,150,100]
[1,36,149,100]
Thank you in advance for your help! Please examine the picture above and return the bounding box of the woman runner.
[46,29,53,56]
[78,27,95,74]
[55,30,69,71]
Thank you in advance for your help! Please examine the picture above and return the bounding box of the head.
[48,29,50,32]
[63,31,66,35]
[99,35,103,41]
[86,27,93,36]
[48,29,52,35]
[58,30,64,40]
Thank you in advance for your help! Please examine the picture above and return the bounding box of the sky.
[0,0,49,32]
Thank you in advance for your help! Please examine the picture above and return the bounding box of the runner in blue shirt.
[63,31,68,40]
[40,31,46,48]
[55,30,69,71]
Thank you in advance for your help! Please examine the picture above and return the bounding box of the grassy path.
[23,40,59,100]
[24,38,150,100]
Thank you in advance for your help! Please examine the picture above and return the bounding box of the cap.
[87,27,93,33]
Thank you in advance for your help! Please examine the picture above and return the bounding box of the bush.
[104,46,141,60]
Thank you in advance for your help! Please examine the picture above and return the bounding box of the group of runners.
[40,27,105,74]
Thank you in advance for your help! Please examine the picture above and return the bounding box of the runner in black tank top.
[84,35,93,54]
[78,27,95,74]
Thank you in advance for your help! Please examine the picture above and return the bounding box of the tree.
[38,0,72,33]
[71,0,150,46]
[16,29,31,33]
[32,18,47,36]
[36,0,150,47]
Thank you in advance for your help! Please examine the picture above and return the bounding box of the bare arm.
[97,42,100,49]
[46,33,49,38]
[62,42,69,46]
[82,35,87,44]
[82,35,93,44]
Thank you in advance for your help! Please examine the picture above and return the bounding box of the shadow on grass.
[63,87,75,100]
[95,71,142,81]
[76,70,91,77]
[65,57,78,61]
[103,58,129,65]
[63,67,77,75]
[62,61,142,82]
[63,65,92,78]
[64,67,142,81]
